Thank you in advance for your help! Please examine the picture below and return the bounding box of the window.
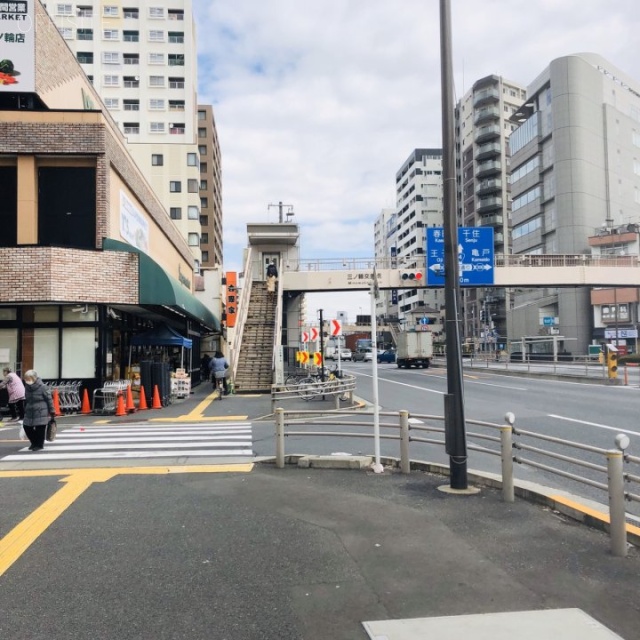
[77,52,94,64]
[102,51,120,64]
[103,5,118,17]
[200,162,208,173]
[198,110,206,121]
[58,27,73,39]
[170,181,182,193]
[200,215,208,226]
[168,54,184,66]
[188,179,199,193]
[170,207,182,220]
[168,9,184,20]
[198,128,206,138]
[123,53,139,65]
[152,154,164,166]
[187,153,198,166]
[104,98,119,110]
[199,145,207,155]
[201,251,209,263]
[512,186,541,212]
[149,7,165,18]
[103,75,119,87]
[123,123,140,134]
[512,216,542,239]
[123,30,139,42]
[188,206,199,220]
[169,100,185,111]
[149,75,165,87]
[149,30,164,42]
[123,76,139,88]
[123,99,139,111]
[200,180,208,190]
[169,77,185,89]
[149,53,164,65]
[123,7,139,19]
[56,4,72,15]
[194,260,200,274]
[200,197,209,208]
[87,75,93,83]
[149,99,165,110]
[188,233,199,247]
[168,31,184,43]
[150,122,165,133]
[77,28,93,40]
[103,29,119,40]
[170,123,185,134]
[77,6,93,17]
[201,233,209,244]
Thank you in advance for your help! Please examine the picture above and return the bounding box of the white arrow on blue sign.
[426,227,495,287]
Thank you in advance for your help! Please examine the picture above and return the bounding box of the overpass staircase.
[234,282,276,393]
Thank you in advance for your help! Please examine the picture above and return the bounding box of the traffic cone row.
[72,383,162,418]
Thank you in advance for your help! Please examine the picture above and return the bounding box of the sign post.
[331,319,342,369]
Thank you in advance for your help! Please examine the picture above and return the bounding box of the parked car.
[339,348,353,361]
[353,348,373,362]
[377,349,396,363]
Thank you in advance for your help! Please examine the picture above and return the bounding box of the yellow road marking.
[0,463,253,577]
[551,494,640,537]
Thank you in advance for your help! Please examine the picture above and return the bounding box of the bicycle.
[213,372,226,400]
[295,366,348,401]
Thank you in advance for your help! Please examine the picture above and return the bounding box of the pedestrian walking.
[22,369,55,452]
[0,367,26,424]
[200,354,211,382]
[209,351,230,395]
[266,260,278,298]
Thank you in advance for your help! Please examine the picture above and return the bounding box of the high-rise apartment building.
[47,1,217,269]
[375,149,443,327]
[373,208,397,321]
[455,75,527,343]
[508,53,640,351]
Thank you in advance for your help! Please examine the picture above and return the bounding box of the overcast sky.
[193,0,640,323]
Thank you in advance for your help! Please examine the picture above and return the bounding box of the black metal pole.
[439,0,468,489]
[319,308,325,382]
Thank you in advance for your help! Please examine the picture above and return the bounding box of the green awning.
[103,238,220,331]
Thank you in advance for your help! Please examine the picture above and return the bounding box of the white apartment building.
[47,1,203,266]
[373,208,397,321]
[508,53,640,352]
[375,149,443,328]
[456,75,527,343]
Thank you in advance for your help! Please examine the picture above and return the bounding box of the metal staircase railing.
[230,247,253,382]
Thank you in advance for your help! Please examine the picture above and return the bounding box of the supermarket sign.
[0,1,35,92]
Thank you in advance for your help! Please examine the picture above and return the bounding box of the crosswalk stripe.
[0,421,255,463]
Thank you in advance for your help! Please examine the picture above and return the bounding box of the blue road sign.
[426,227,495,286]
[420,317,429,325]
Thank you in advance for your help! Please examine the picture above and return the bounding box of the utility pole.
[440,0,468,490]
[318,308,325,382]
[268,201,294,223]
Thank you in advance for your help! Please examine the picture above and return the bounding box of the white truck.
[395,331,433,368]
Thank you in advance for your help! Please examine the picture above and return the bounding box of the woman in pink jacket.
[0,367,26,423]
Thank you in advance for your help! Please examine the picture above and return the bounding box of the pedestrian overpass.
[282,254,640,291]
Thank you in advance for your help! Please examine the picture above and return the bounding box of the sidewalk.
[5,383,638,639]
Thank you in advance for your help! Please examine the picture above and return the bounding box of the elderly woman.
[0,367,25,424]
[22,369,55,452]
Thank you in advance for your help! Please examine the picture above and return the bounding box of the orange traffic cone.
[80,389,91,415]
[138,385,148,411]
[52,389,62,417]
[151,385,162,409]
[125,385,136,413]
[115,392,126,417]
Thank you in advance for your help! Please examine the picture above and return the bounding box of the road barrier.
[273,408,639,557]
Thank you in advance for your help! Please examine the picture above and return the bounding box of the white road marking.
[351,371,445,395]
[548,414,640,437]
[3,449,254,461]
[466,380,528,391]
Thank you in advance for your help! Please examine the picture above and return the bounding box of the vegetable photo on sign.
[0,59,20,85]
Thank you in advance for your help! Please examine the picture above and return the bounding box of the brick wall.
[0,247,138,304]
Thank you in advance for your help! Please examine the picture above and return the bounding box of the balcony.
[475,124,501,143]
[477,213,504,228]
[477,199,503,215]
[476,142,501,161]
[473,87,500,107]
[477,178,502,196]
[476,160,502,178]
[474,105,500,125]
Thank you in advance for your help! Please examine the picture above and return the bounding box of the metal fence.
[273,408,639,557]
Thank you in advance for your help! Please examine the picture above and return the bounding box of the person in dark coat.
[23,369,55,452]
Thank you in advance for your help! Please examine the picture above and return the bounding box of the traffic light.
[606,346,618,379]
[401,271,423,282]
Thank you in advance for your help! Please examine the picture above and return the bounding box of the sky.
[192,0,640,323]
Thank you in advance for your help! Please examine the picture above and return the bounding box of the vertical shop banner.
[225,272,237,328]
[0,1,35,92]
[120,191,150,253]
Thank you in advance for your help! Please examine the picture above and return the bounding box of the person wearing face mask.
[22,369,55,452]
[0,367,25,424]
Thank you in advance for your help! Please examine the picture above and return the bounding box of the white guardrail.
[273,408,639,557]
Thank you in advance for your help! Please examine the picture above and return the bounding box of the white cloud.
[193,0,640,271]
